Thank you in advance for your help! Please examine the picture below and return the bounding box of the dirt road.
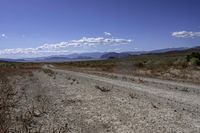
[11,66,200,132]
[51,67,200,115]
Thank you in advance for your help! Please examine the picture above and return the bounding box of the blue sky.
[0,0,200,58]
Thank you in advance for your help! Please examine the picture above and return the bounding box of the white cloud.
[1,34,7,38]
[0,35,132,56]
[172,31,200,38]
[104,32,112,36]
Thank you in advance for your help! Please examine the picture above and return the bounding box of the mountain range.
[0,47,198,62]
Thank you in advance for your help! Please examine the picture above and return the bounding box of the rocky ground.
[5,66,200,132]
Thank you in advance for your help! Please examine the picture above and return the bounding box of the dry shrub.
[129,92,137,99]
[42,68,55,77]
[95,85,111,92]
[0,74,18,133]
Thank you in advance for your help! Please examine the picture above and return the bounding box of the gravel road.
[11,66,200,132]
[51,67,200,115]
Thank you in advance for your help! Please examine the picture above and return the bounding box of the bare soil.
[4,65,200,132]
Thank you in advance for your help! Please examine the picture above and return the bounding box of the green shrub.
[186,52,200,62]
[190,57,200,66]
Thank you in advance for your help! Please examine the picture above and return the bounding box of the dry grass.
[0,64,40,132]
[0,63,66,132]
[0,75,16,133]
[0,65,70,132]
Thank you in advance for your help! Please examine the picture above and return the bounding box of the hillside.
[55,45,200,83]
[101,52,131,59]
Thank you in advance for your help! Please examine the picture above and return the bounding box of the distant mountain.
[1,46,199,62]
[66,52,105,59]
[26,52,105,62]
[39,56,70,62]
[22,53,102,62]
[0,60,8,62]
[100,47,190,59]
[125,51,148,55]
[101,52,131,59]
[148,47,188,54]
[0,58,25,62]
[76,56,93,59]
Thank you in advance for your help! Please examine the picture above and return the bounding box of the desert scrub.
[186,52,200,66]
[189,57,200,66]
[42,68,55,77]
[0,62,17,69]
[95,85,111,92]
[0,74,18,132]
[129,92,137,99]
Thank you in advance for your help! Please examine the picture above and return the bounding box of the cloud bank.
[0,35,132,57]
[172,31,200,38]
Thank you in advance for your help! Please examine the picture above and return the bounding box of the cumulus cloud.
[172,31,200,38]
[0,35,132,56]
[1,34,7,38]
[36,37,131,50]
[104,32,112,36]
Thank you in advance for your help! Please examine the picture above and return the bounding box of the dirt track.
[51,67,200,114]
[11,66,200,132]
